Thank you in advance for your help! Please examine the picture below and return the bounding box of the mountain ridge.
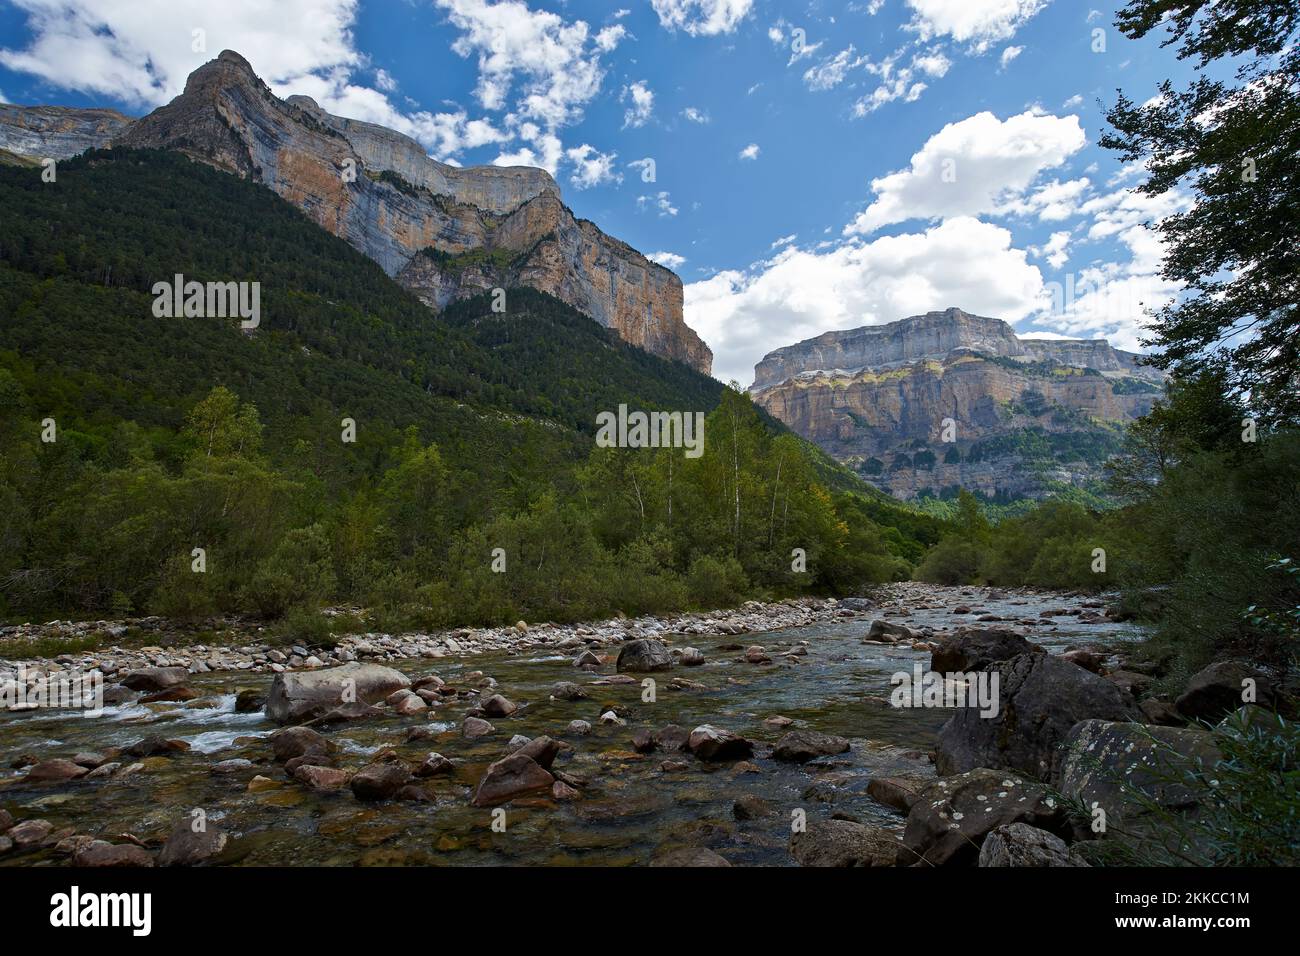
[0,50,712,374]
[750,308,1165,502]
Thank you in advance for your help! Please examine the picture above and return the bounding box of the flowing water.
[0,593,1148,866]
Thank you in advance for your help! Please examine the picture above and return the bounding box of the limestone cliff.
[0,103,133,160]
[751,309,1164,501]
[0,52,710,373]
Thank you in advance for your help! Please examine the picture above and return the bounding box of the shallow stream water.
[0,591,1147,866]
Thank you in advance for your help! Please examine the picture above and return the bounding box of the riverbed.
[0,586,1148,866]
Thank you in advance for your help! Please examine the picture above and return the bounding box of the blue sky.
[0,1,1203,383]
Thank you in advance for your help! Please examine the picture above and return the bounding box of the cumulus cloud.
[738,142,760,160]
[565,143,620,188]
[436,0,623,130]
[686,217,1046,384]
[647,251,686,269]
[651,0,754,36]
[904,0,1048,54]
[621,80,654,128]
[844,110,1086,234]
[999,45,1022,69]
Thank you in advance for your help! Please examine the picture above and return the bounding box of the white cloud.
[1036,230,1072,269]
[647,251,686,269]
[492,123,562,173]
[638,191,679,216]
[621,80,654,128]
[651,0,754,36]
[1062,93,1083,109]
[770,233,797,249]
[904,0,1049,54]
[435,0,623,129]
[845,110,1086,234]
[374,68,397,92]
[803,46,865,91]
[852,48,951,114]
[999,45,1022,69]
[0,0,361,107]
[738,142,760,160]
[565,143,620,188]
[682,106,710,123]
[686,217,1047,384]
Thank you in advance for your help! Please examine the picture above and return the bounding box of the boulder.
[790,820,901,867]
[902,768,1068,867]
[415,753,454,777]
[481,694,517,717]
[866,776,927,813]
[72,841,154,867]
[350,760,413,801]
[572,650,602,668]
[294,765,351,791]
[616,639,674,673]
[936,652,1142,780]
[772,730,851,763]
[649,847,732,867]
[1061,649,1105,674]
[687,725,754,762]
[119,666,189,691]
[516,736,562,770]
[386,689,427,716]
[24,758,88,784]
[930,627,1032,673]
[471,753,554,807]
[868,619,917,643]
[679,647,706,667]
[462,716,495,739]
[978,823,1087,867]
[1056,719,1222,835]
[1175,661,1276,722]
[8,818,52,848]
[654,724,691,752]
[265,662,411,724]
[158,821,228,866]
[124,735,189,758]
[269,726,335,762]
[551,681,587,701]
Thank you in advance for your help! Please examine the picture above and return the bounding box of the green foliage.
[1103,0,1300,424]
[0,150,939,627]
[1067,713,1300,866]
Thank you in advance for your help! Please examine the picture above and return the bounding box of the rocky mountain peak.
[0,51,710,374]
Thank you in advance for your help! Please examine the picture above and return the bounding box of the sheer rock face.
[1,51,710,373]
[750,308,1164,500]
[0,103,134,159]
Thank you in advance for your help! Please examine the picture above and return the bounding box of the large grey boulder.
[1056,719,1222,837]
[867,619,918,642]
[120,666,189,691]
[978,823,1087,867]
[1175,661,1276,722]
[265,662,410,724]
[936,652,1142,781]
[616,639,674,673]
[902,768,1068,867]
[930,627,1032,673]
[790,820,902,867]
[772,730,851,763]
